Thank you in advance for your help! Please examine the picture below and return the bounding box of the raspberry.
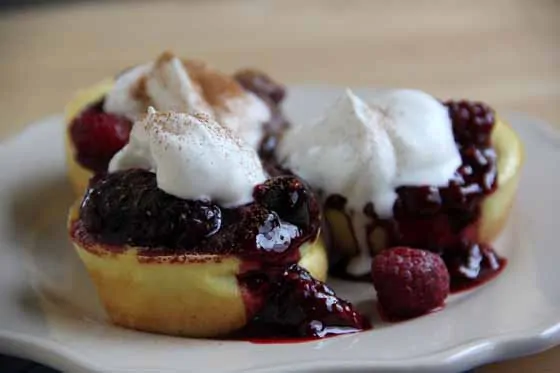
[69,105,132,172]
[445,100,495,147]
[246,264,370,338]
[371,247,450,319]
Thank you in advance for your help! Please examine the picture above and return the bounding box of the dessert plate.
[1,86,559,373]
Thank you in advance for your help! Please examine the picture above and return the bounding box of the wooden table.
[0,0,559,372]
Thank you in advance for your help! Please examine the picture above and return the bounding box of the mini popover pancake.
[69,203,327,338]
[69,109,332,339]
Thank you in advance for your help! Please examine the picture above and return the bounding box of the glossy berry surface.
[371,247,450,319]
[80,169,222,250]
[390,100,498,252]
[69,103,132,173]
[78,169,320,261]
[243,264,370,338]
[442,241,506,292]
[445,100,495,147]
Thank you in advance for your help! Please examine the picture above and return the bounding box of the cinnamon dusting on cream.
[103,51,271,149]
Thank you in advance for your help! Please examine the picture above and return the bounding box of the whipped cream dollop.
[277,89,462,275]
[109,108,267,207]
[103,53,271,149]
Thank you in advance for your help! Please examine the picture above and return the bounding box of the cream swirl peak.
[109,108,267,207]
[103,52,271,149]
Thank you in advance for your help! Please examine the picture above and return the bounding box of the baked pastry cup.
[69,202,326,338]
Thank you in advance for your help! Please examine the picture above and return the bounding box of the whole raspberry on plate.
[371,247,450,319]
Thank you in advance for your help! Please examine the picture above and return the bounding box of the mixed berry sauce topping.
[77,170,319,262]
[390,100,498,250]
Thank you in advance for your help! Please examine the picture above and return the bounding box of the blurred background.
[1,0,559,372]
[1,0,559,138]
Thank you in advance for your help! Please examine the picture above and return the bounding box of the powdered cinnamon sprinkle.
[142,109,242,149]
[182,58,244,107]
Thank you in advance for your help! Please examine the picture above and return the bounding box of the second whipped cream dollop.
[103,53,271,149]
[278,89,462,275]
[278,89,461,218]
[109,108,266,207]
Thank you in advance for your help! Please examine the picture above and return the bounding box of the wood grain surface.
[0,0,559,372]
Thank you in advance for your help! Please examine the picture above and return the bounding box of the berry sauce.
[73,171,319,262]
[235,264,371,341]
[325,100,506,292]
[71,170,370,340]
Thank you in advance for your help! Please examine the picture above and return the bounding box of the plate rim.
[1,319,560,373]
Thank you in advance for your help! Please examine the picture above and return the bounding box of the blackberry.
[80,169,222,249]
[445,100,495,147]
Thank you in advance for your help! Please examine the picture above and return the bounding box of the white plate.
[1,86,559,373]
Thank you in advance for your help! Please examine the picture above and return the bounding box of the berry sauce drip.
[236,264,371,340]
[69,100,132,173]
[443,241,505,293]
[74,169,320,264]
[388,100,502,291]
[327,100,505,291]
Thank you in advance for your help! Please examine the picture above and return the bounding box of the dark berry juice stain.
[324,100,505,290]
[69,100,132,173]
[375,302,445,323]
[443,242,507,293]
[235,264,371,341]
